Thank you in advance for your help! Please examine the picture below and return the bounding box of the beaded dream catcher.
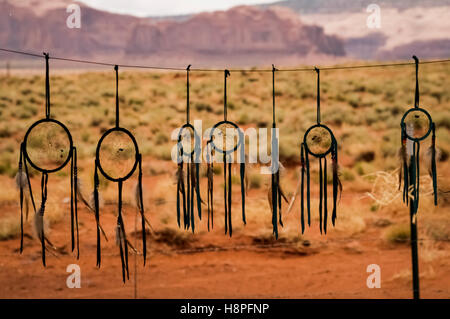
[93,65,148,282]
[297,68,341,234]
[17,53,79,265]
[207,70,246,237]
[399,56,438,216]
[268,66,288,239]
[176,65,203,233]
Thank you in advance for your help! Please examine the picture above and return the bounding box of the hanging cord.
[186,65,191,124]
[114,65,120,127]
[224,70,230,121]
[44,52,50,118]
[272,64,277,125]
[315,67,320,124]
[2,47,449,72]
[413,56,419,108]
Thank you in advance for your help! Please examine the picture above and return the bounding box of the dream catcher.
[399,56,438,216]
[176,65,203,233]
[17,53,79,265]
[296,67,341,234]
[93,65,148,282]
[207,70,246,237]
[268,65,288,239]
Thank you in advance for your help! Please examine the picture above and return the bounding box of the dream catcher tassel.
[331,142,341,227]
[176,152,187,228]
[117,181,129,282]
[176,65,202,233]
[224,154,231,235]
[268,66,287,239]
[299,143,306,233]
[208,70,246,237]
[70,146,80,259]
[18,53,78,265]
[206,141,214,231]
[94,65,147,281]
[135,154,148,264]
[298,67,340,234]
[399,56,438,216]
[429,124,438,205]
[38,173,48,266]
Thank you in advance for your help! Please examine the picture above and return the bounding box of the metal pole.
[406,124,419,299]
[409,197,420,299]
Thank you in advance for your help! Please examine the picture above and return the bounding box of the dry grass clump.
[0,215,21,240]
[152,227,195,249]
[384,223,410,243]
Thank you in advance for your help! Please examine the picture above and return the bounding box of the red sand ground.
[0,174,448,299]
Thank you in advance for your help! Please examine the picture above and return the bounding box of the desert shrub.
[194,103,213,112]
[385,224,410,243]
[0,217,20,241]
[155,132,169,145]
[249,173,262,189]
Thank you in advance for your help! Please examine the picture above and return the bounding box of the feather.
[16,170,30,221]
[33,208,45,242]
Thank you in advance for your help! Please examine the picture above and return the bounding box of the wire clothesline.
[1,47,450,72]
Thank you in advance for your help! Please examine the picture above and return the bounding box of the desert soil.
[0,175,448,299]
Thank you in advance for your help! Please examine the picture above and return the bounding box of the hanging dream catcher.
[399,56,438,216]
[207,70,246,237]
[268,65,288,239]
[298,67,341,234]
[93,65,148,282]
[176,65,203,233]
[17,53,79,265]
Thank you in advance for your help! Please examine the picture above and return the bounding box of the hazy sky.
[78,0,278,17]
